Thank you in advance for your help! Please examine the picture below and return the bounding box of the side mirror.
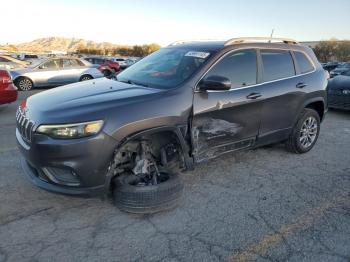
[198,75,231,91]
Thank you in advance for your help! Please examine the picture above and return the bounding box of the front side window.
[204,49,257,88]
[117,48,212,88]
[261,50,295,82]
[294,51,314,74]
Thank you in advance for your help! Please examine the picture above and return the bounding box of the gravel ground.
[0,90,349,262]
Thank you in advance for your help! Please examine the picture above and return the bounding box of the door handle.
[296,82,307,88]
[246,92,262,99]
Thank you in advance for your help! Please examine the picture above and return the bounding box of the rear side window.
[294,51,314,74]
[205,49,257,88]
[261,50,295,82]
[75,59,85,66]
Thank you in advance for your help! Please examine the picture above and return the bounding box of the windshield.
[117,48,212,88]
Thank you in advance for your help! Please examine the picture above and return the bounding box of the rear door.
[60,59,86,83]
[256,49,306,144]
[192,49,263,162]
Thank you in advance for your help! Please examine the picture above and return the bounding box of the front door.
[192,49,263,162]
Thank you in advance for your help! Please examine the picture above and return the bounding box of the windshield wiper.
[117,79,148,87]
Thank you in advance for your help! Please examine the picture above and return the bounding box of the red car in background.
[0,70,17,105]
[83,57,120,78]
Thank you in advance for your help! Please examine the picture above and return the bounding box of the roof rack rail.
[224,37,299,46]
[168,39,220,46]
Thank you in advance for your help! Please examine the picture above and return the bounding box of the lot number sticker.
[185,51,210,59]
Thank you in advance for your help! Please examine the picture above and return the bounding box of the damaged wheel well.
[106,127,193,190]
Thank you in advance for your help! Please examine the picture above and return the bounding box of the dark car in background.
[0,70,17,105]
[327,70,350,110]
[330,62,350,78]
[16,37,327,213]
[322,62,339,73]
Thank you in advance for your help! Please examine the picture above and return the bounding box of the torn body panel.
[192,87,263,163]
[191,117,254,162]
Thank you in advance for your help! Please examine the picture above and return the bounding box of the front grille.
[16,109,35,142]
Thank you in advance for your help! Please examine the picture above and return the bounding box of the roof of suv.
[167,37,303,52]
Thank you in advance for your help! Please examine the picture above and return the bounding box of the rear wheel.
[16,77,33,91]
[286,108,320,153]
[113,171,183,214]
[80,75,93,81]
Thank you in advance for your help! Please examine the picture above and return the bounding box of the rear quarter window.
[261,50,295,82]
[294,51,314,74]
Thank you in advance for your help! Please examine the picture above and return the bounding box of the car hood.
[24,78,165,126]
[10,67,32,75]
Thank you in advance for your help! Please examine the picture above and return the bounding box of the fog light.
[42,167,80,186]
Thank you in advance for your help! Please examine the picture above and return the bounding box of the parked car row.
[10,57,104,91]
[0,52,142,91]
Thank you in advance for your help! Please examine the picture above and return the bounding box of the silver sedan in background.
[10,57,104,91]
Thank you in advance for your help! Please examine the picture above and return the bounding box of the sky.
[2,0,350,46]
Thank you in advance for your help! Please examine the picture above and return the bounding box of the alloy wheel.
[299,116,318,149]
[18,79,32,91]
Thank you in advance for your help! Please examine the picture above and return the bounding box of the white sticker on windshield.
[185,51,210,59]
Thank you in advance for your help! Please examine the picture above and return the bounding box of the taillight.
[0,70,13,84]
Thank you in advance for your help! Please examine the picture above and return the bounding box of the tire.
[80,75,93,81]
[286,108,320,154]
[16,77,33,91]
[113,171,184,214]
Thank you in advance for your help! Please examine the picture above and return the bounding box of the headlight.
[36,120,104,139]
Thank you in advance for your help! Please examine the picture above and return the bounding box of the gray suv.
[16,37,327,213]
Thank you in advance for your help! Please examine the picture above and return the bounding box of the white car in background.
[0,55,29,69]
[111,57,128,69]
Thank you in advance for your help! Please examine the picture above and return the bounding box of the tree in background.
[76,43,161,57]
[313,40,350,62]
[334,41,350,62]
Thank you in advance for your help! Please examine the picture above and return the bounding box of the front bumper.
[17,129,118,196]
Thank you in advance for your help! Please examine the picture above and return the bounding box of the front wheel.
[113,171,184,214]
[286,108,320,153]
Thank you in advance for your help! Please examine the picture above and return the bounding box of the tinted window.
[294,51,314,74]
[205,49,257,88]
[62,59,72,68]
[261,50,295,81]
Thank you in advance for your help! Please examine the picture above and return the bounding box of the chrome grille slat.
[16,109,35,143]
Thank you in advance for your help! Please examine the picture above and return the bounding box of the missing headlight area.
[109,131,185,186]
